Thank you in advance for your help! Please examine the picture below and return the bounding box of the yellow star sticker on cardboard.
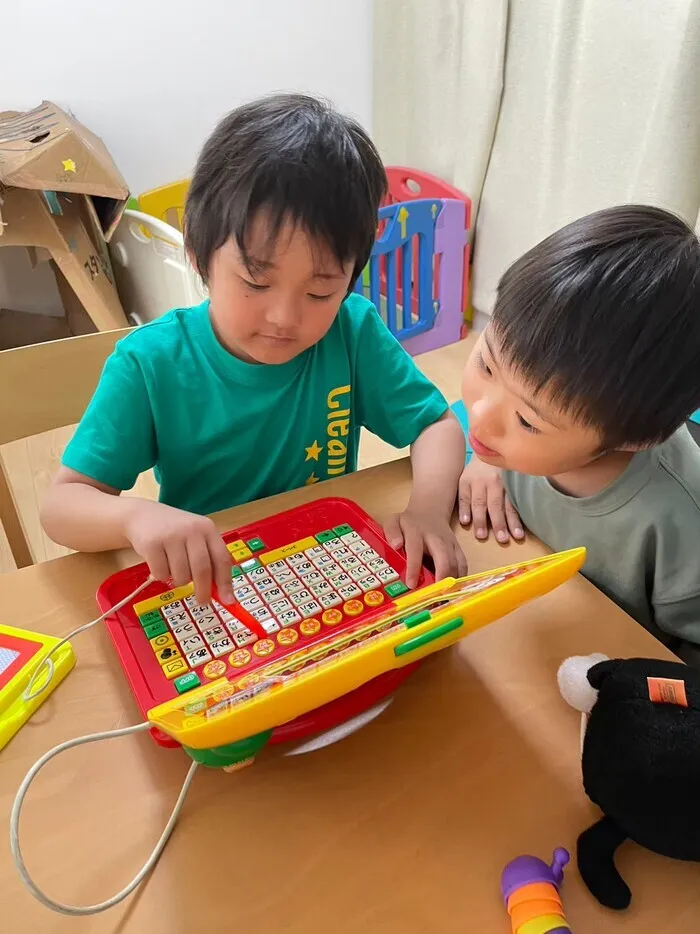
[305,440,322,461]
[305,472,320,485]
[62,159,77,173]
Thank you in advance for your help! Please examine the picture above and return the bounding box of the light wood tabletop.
[0,459,696,933]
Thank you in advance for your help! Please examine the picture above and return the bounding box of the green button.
[138,610,162,627]
[394,617,464,657]
[246,537,265,552]
[403,610,431,629]
[315,529,336,543]
[144,619,168,638]
[385,581,410,598]
[240,558,261,572]
[174,672,201,694]
[333,523,353,536]
[231,565,243,579]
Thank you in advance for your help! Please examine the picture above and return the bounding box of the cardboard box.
[0,102,130,333]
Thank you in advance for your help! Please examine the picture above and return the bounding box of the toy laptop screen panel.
[97,498,434,743]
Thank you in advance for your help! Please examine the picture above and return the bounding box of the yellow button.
[228,649,252,668]
[364,590,385,607]
[277,628,299,646]
[155,644,182,666]
[260,536,318,565]
[230,547,253,562]
[203,659,227,680]
[162,657,188,680]
[149,632,175,651]
[343,599,364,617]
[134,583,194,616]
[253,638,276,657]
[300,618,321,636]
[226,540,246,553]
[322,608,343,626]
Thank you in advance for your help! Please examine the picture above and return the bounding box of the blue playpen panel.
[354,199,440,342]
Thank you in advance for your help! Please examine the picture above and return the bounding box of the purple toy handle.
[501,848,570,902]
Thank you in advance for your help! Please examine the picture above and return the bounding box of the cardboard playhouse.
[0,102,130,348]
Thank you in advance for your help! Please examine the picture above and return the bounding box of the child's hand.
[123,500,233,604]
[458,460,524,543]
[384,509,468,588]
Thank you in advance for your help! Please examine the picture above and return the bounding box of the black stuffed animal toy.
[558,654,700,910]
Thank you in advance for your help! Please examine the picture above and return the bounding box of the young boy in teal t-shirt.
[42,94,467,604]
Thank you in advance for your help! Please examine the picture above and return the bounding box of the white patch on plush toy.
[558,654,609,712]
[558,654,609,757]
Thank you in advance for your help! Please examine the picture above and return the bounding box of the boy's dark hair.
[492,205,700,447]
[184,93,387,288]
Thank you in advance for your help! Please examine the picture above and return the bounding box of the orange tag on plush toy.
[647,677,688,707]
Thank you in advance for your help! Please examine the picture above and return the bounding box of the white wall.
[0,0,373,194]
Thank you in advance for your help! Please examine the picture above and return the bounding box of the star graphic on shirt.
[305,472,320,485]
[62,159,77,173]
[305,440,322,461]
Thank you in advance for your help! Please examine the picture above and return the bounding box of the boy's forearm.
[41,482,138,553]
[408,412,466,519]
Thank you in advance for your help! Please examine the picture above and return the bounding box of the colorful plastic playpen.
[112,168,472,358]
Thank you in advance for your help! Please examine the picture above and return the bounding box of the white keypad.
[269,598,294,615]
[180,634,205,653]
[338,582,362,599]
[349,540,369,554]
[272,568,295,584]
[250,605,272,623]
[234,585,255,602]
[263,586,285,604]
[225,619,245,635]
[319,591,342,608]
[313,553,334,569]
[277,608,302,627]
[203,625,227,644]
[339,556,361,571]
[376,566,399,584]
[341,531,362,544]
[184,595,199,609]
[172,621,198,641]
[298,600,322,618]
[323,538,344,552]
[282,577,305,595]
[296,561,314,576]
[162,601,185,617]
[254,575,277,594]
[241,595,264,612]
[261,619,281,634]
[333,572,352,587]
[310,579,333,596]
[186,647,212,667]
[166,611,189,627]
[358,575,381,592]
[287,552,308,568]
[267,559,289,574]
[305,545,326,559]
[247,566,269,582]
[350,565,372,582]
[290,589,313,607]
[324,563,344,579]
[190,603,214,619]
[196,613,221,631]
[233,628,258,646]
[210,636,234,657]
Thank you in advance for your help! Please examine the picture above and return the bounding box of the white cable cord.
[23,575,154,702]
[10,721,199,915]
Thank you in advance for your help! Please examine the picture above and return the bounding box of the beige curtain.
[374,0,700,320]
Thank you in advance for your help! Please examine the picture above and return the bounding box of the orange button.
[203,659,227,680]
[277,628,299,646]
[253,638,276,657]
[343,599,364,616]
[300,618,321,636]
[228,648,252,668]
[364,590,385,607]
[322,608,343,626]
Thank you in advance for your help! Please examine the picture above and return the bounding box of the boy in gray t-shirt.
[458,205,700,661]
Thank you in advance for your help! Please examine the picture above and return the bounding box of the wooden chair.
[0,328,133,569]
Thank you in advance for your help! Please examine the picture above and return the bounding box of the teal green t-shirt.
[63,295,448,514]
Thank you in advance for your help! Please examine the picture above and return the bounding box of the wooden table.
[0,460,696,933]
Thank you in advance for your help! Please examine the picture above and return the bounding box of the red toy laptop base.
[97,498,433,748]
